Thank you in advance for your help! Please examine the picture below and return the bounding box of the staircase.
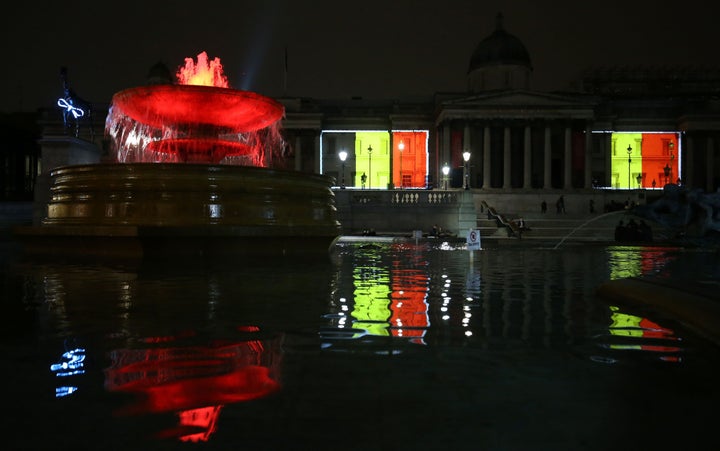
[478,201,673,243]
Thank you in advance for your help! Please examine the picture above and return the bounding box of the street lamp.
[367,145,372,189]
[442,164,450,190]
[338,150,347,189]
[398,140,405,188]
[462,150,471,190]
[627,144,633,189]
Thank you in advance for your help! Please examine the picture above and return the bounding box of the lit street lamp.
[442,164,450,190]
[627,144,633,189]
[462,150,471,190]
[367,145,372,189]
[338,150,347,188]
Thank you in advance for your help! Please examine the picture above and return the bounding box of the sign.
[466,228,481,250]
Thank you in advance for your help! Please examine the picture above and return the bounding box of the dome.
[468,13,532,73]
[146,61,174,85]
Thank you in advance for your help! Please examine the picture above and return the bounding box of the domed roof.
[146,61,174,85]
[468,14,532,73]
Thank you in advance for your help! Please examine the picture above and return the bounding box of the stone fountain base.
[15,163,342,261]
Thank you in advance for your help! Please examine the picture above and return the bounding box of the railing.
[481,200,521,238]
[348,190,459,206]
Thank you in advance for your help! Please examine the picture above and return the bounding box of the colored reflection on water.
[2,241,719,449]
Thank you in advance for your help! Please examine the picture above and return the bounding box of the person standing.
[556,195,566,214]
[541,200,547,213]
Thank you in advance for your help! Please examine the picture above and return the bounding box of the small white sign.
[466,228,481,250]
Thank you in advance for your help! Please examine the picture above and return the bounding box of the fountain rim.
[109,84,285,132]
[47,162,338,185]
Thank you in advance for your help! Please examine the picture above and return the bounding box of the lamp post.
[462,150,471,190]
[627,144,633,189]
[367,145,372,189]
[663,141,675,186]
[398,140,405,188]
[442,164,450,190]
[338,150,347,189]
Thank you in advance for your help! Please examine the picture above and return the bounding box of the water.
[2,238,719,450]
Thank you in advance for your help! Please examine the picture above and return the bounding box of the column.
[543,126,552,189]
[604,133,612,188]
[564,126,572,189]
[313,133,321,174]
[523,125,531,189]
[584,124,592,189]
[503,126,511,189]
[707,135,715,193]
[685,135,694,188]
[294,135,302,171]
[483,125,491,189]
[464,123,471,151]
[389,129,394,188]
[442,123,451,182]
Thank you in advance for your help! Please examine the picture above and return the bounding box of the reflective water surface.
[2,238,719,450]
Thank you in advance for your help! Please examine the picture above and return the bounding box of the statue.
[633,183,720,239]
[58,67,94,139]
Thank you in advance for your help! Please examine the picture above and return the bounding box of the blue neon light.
[57,98,85,119]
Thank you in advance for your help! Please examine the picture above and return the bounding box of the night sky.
[2,0,716,112]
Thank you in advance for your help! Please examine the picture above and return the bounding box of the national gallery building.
[277,15,719,195]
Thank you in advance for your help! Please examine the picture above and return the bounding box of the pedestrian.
[589,199,595,214]
[360,172,367,189]
[556,195,565,214]
[541,200,547,213]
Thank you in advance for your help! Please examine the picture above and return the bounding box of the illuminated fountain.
[18,52,342,260]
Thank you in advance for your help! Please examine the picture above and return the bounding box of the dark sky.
[2,0,715,112]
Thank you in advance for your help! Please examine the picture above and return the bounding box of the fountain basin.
[15,163,342,261]
[111,84,284,132]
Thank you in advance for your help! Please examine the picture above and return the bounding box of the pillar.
[523,125,532,189]
[584,124,592,189]
[314,133,321,174]
[483,125,491,189]
[543,126,552,189]
[564,126,572,189]
[707,135,715,192]
[442,123,451,183]
[685,135,694,188]
[294,135,302,171]
[503,126,511,189]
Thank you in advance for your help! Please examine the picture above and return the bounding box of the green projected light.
[355,132,389,189]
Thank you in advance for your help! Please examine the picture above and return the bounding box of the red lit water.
[105,51,284,166]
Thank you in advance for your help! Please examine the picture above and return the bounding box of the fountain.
[16,52,342,260]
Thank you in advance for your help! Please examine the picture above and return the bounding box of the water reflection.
[105,327,282,442]
[2,241,719,448]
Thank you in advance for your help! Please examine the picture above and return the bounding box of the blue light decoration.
[51,347,86,398]
[57,97,85,119]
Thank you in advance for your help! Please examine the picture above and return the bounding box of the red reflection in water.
[105,329,282,442]
[105,51,285,167]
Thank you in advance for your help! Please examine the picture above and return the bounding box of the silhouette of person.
[615,220,626,241]
[360,172,367,189]
[541,200,547,213]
